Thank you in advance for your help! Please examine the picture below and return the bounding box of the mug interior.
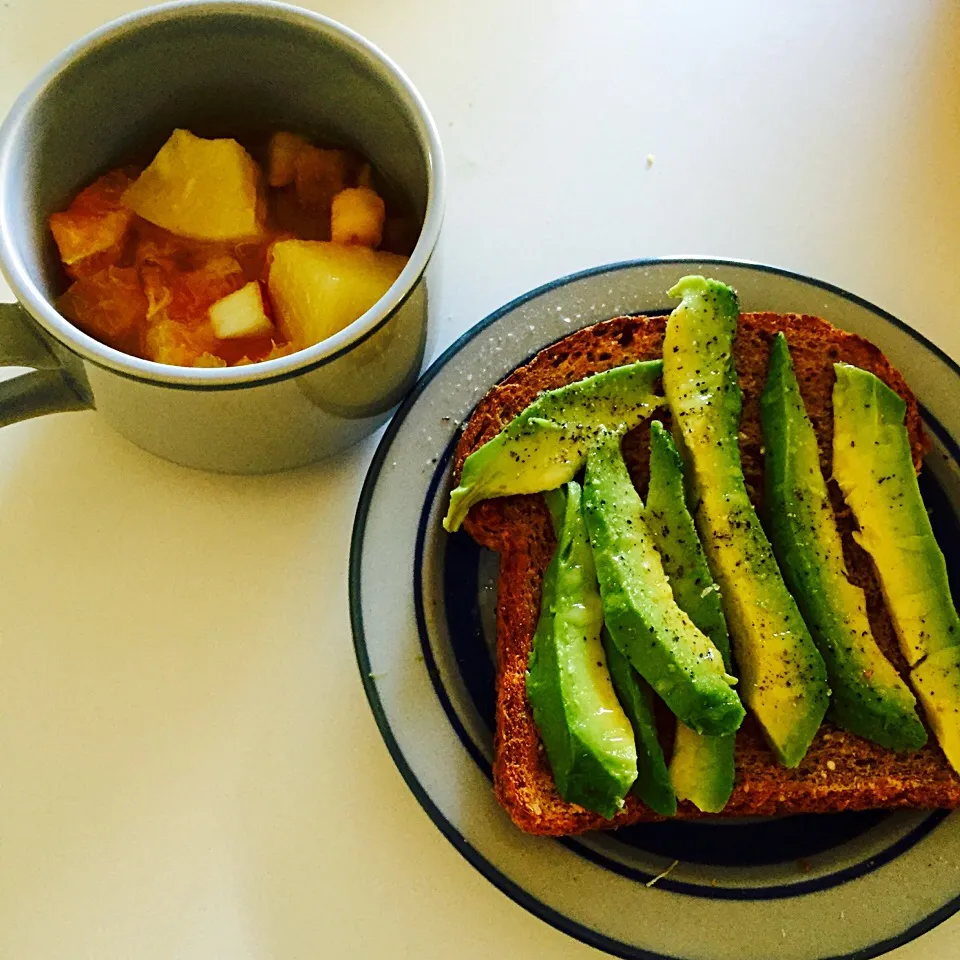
[0,1,438,383]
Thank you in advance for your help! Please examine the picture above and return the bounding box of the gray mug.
[0,0,444,473]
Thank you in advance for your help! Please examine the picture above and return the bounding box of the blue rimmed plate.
[349,258,960,960]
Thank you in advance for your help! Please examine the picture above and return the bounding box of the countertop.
[1,1,959,957]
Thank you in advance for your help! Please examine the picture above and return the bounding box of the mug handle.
[0,301,92,427]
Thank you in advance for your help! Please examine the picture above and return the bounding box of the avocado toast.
[446,284,960,836]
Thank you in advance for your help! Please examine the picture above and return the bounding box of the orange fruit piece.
[141,255,245,324]
[57,265,147,354]
[134,220,265,279]
[143,318,221,367]
[49,169,138,278]
[193,352,228,368]
[135,221,203,270]
[263,340,296,361]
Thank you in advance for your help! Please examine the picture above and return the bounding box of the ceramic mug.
[0,0,444,473]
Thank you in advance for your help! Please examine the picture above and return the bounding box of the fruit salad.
[48,129,418,367]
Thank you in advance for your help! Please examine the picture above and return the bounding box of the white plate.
[350,258,960,960]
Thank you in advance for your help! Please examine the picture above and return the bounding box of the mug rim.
[0,0,445,389]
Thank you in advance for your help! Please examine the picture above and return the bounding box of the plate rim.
[349,255,960,960]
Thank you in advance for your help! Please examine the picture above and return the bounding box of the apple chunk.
[123,129,264,241]
[209,281,274,339]
[267,240,407,348]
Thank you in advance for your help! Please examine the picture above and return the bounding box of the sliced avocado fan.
[526,480,638,818]
[662,276,829,768]
[760,335,926,752]
[443,360,663,532]
[538,482,676,817]
[645,420,737,812]
[582,431,745,739]
[833,363,960,771]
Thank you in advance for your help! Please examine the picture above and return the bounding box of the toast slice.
[452,311,960,836]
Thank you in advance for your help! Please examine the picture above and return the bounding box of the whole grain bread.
[452,311,960,836]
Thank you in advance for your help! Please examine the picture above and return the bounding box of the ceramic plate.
[349,258,960,960]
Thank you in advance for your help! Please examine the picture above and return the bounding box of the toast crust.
[452,311,960,836]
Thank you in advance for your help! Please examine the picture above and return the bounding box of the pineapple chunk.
[267,131,309,187]
[267,240,407,348]
[123,129,265,241]
[49,169,137,276]
[209,281,274,339]
[331,187,385,248]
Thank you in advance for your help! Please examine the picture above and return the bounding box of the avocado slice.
[582,431,745,738]
[832,363,960,666]
[760,335,926,751]
[645,420,737,812]
[912,647,960,770]
[602,627,678,816]
[443,360,663,532]
[832,363,960,770]
[526,480,638,818]
[662,276,829,768]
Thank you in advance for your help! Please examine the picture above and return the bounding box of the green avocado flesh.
[525,481,638,818]
[760,336,926,752]
[832,363,960,770]
[832,363,960,667]
[912,647,960,771]
[582,431,745,738]
[602,629,677,816]
[645,420,737,812]
[662,276,829,768]
[443,360,663,532]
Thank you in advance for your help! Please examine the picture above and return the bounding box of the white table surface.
[1,1,959,958]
